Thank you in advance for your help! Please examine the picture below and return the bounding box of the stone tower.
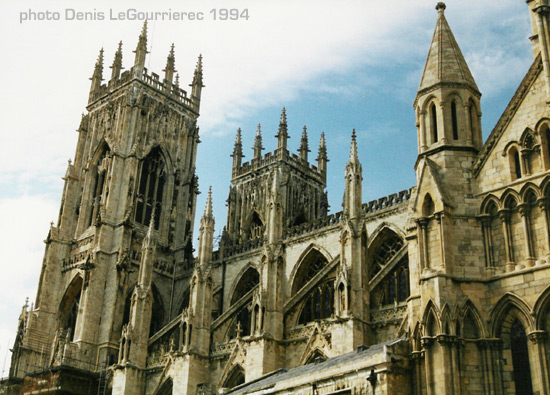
[9,22,204,389]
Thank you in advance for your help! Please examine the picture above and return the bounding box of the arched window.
[430,103,438,143]
[135,148,166,230]
[224,365,245,389]
[59,276,84,342]
[510,319,534,395]
[305,349,327,365]
[372,233,404,276]
[422,194,435,217]
[546,128,550,168]
[451,100,458,140]
[292,249,329,295]
[122,284,165,337]
[65,289,81,342]
[156,378,173,395]
[248,212,264,240]
[298,280,334,325]
[231,268,260,305]
[508,146,522,181]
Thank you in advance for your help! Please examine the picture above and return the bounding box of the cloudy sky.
[0,0,533,372]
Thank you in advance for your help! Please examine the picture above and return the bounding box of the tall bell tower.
[9,22,204,390]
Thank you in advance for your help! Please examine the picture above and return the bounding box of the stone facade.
[4,2,550,394]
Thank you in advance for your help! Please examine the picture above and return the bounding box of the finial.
[163,43,177,83]
[133,21,148,68]
[192,54,204,86]
[174,73,180,88]
[299,125,310,161]
[436,2,446,13]
[317,132,328,162]
[236,127,242,145]
[280,107,287,125]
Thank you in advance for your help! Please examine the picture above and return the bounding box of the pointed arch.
[481,195,501,214]
[154,377,173,395]
[490,293,534,337]
[422,300,440,337]
[520,183,541,202]
[135,146,167,230]
[86,142,111,226]
[459,301,484,339]
[58,275,84,341]
[229,265,260,306]
[440,304,453,335]
[290,245,331,296]
[304,348,328,365]
[501,190,520,209]
[141,142,173,174]
[222,364,245,390]
[422,193,435,217]
[534,285,550,330]
[367,226,405,277]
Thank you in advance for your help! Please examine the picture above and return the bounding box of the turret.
[163,43,177,85]
[343,130,362,220]
[299,125,310,162]
[133,21,148,74]
[275,107,289,151]
[414,2,482,156]
[110,41,123,81]
[253,124,264,162]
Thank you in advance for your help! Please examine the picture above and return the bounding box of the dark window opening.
[135,148,165,230]
[65,289,81,341]
[298,280,334,325]
[430,103,438,143]
[510,319,534,395]
[451,101,458,140]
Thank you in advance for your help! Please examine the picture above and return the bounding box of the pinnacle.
[204,186,213,219]
[349,129,359,164]
[280,107,287,125]
[436,2,446,13]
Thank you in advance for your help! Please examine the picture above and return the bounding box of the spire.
[231,128,244,169]
[110,41,123,80]
[253,124,264,161]
[89,48,104,97]
[417,2,479,99]
[163,43,177,84]
[276,107,289,150]
[191,54,204,103]
[133,21,148,68]
[202,186,214,221]
[299,125,310,162]
[349,129,359,164]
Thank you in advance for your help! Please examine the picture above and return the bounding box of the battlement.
[88,66,195,109]
[233,148,323,181]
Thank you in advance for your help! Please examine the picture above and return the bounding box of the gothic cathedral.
[4,2,550,394]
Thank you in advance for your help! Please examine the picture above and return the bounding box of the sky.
[0,0,534,375]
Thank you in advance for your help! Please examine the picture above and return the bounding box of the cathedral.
[4,2,550,394]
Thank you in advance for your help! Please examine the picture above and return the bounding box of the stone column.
[519,203,536,267]
[498,210,514,271]
[422,337,436,395]
[479,215,493,267]
[417,218,429,270]
[528,330,549,395]
[435,212,446,269]
[538,198,550,262]
[418,110,427,152]
[463,102,473,146]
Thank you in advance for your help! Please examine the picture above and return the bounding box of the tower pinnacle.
[349,129,359,164]
[110,41,123,80]
[191,54,204,105]
[133,21,148,69]
[163,43,177,84]
[276,107,289,150]
[299,125,310,162]
[253,124,264,161]
[231,128,244,169]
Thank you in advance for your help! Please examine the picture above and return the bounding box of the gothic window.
[229,307,251,338]
[305,349,327,365]
[223,365,245,389]
[231,267,260,305]
[430,103,438,143]
[521,130,540,175]
[510,319,534,395]
[545,128,550,169]
[372,234,404,276]
[156,378,173,395]
[298,280,334,325]
[422,194,435,217]
[65,289,81,342]
[88,147,109,226]
[247,212,264,240]
[135,148,166,230]
[451,100,459,140]
[292,249,329,295]
[486,201,505,265]
[122,284,165,337]
[508,146,522,181]
[379,262,409,306]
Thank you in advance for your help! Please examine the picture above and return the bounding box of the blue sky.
[0,0,534,372]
